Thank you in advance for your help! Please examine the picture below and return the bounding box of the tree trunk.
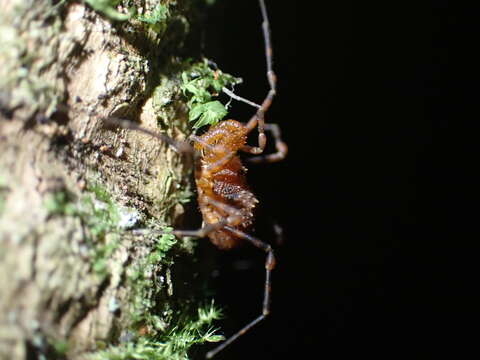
[0,1,219,359]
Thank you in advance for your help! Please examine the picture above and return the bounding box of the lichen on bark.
[0,1,222,359]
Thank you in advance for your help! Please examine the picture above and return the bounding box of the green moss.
[0,0,66,119]
[44,191,78,217]
[137,3,170,30]
[80,183,126,276]
[43,182,129,277]
[88,301,223,360]
[0,175,8,216]
[39,158,221,360]
[86,222,223,360]
[180,59,241,130]
[150,228,177,263]
[83,0,175,27]
[84,0,131,21]
[51,339,69,356]
[126,227,176,328]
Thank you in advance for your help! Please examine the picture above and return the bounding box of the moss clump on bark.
[87,301,223,360]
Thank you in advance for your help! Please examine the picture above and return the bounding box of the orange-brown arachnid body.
[194,120,256,250]
[105,1,287,357]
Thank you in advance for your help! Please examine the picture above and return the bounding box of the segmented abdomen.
[196,157,258,250]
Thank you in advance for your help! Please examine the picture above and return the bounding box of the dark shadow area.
[201,1,474,358]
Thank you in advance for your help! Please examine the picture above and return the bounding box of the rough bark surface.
[0,1,206,359]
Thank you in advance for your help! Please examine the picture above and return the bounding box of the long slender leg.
[245,123,288,163]
[189,135,237,175]
[102,117,193,154]
[198,0,279,177]
[172,197,244,237]
[133,196,243,238]
[191,121,287,175]
[171,221,225,238]
[206,225,276,359]
[245,0,277,154]
[222,87,261,109]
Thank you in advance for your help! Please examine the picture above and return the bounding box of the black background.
[199,1,475,358]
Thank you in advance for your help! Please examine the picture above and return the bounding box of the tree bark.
[0,1,212,359]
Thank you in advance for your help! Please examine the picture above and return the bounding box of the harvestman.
[104,1,287,357]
